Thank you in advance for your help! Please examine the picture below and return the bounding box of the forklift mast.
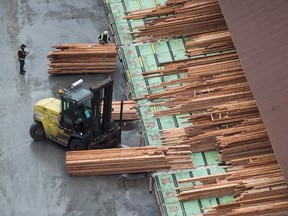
[89,78,121,149]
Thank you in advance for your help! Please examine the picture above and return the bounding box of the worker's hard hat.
[103,31,108,35]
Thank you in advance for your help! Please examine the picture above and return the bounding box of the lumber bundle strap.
[66,145,194,176]
[47,43,117,74]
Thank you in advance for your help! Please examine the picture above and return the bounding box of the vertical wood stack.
[47,43,117,74]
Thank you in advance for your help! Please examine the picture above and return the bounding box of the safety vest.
[99,34,110,43]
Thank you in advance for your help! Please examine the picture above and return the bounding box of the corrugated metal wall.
[218,0,288,184]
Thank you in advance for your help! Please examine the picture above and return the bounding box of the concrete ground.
[0,0,158,215]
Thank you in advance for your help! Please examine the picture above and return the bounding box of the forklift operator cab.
[59,79,92,134]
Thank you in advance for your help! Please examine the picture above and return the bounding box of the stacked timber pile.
[47,43,117,74]
[124,0,227,42]
[112,100,139,121]
[176,153,288,215]
[66,145,193,176]
[142,52,239,79]
[186,30,235,56]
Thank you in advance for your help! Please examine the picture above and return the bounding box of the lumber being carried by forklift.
[29,78,122,150]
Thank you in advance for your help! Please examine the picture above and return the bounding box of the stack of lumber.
[150,59,250,113]
[140,56,258,155]
[176,153,288,216]
[142,52,239,79]
[47,43,117,74]
[178,180,241,201]
[162,106,264,154]
[111,100,139,121]
[186,30,235,56]
[124,0,227,42]
[66,145,194,176]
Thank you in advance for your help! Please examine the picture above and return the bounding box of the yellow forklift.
[30,78,122,150]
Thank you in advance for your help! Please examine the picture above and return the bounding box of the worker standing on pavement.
[17,44,29,75]
[98,31,110,44]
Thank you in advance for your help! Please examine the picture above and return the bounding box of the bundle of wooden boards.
[176,153,288,215]
[47,43,117,74]
[111,100,139,121]
[186,30,235,56]
[124,0,227,42]
[66,145,193,176]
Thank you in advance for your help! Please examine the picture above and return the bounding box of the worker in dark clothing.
[17,44,29,75]
[98,31,110,44]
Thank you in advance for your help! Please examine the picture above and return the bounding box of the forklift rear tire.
[30,122,46,141]
[69,139,87,151]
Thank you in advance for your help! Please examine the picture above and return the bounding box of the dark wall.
[218,0,288,184]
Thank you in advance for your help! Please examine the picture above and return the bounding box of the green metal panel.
[201,198,219,213]
[110,3,126,17]
[204,151,221,165]
[139,0,156,9]
[141,54,159,72]
[155,173,175,189]
[157,52,174,64]
[159,116,177,130]
[155,0,167,5]
[218,196,235,204]
[124,0,139,11]
[165,203,185,216]
[169,39,186,52]
[138,43,156,55]
[176,114,192,127]
[172,51,188,61]
[183,200,202,215]
[192,153,206,167]
[210,166,227,175]
[160,188,179,204]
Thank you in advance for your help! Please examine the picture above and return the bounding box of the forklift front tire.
[69,139,87,151]
[30,122,46,141]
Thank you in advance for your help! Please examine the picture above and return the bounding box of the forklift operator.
[78,104,91,119]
